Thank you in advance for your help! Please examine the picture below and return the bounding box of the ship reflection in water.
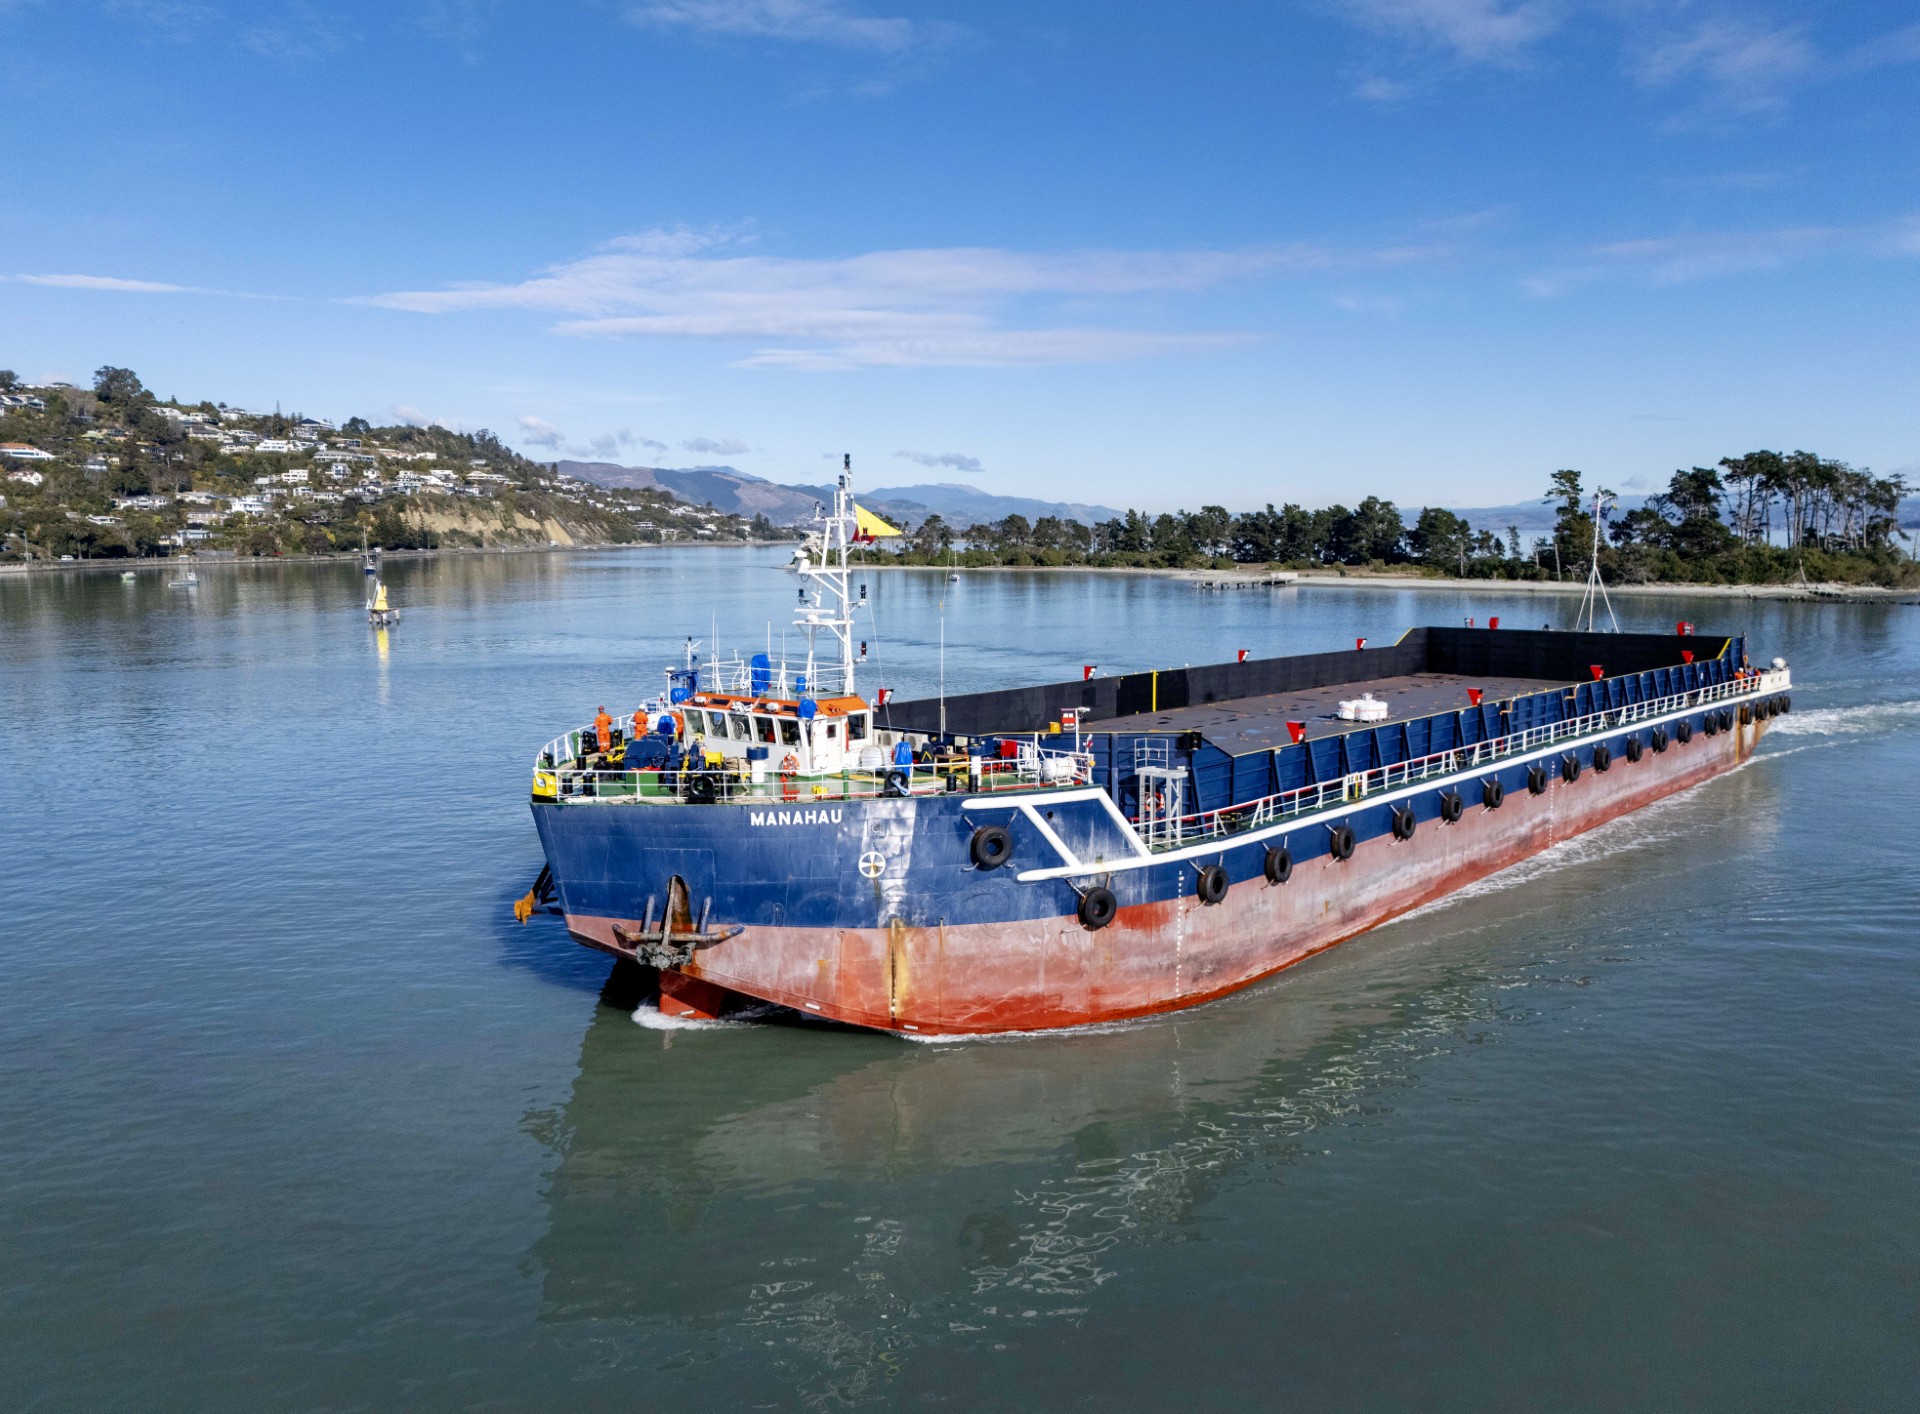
[524,904,1564,1406]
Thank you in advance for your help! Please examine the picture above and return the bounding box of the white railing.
[532,730,1096,805]
[700,653,854,700]
[1149,668,1787,848]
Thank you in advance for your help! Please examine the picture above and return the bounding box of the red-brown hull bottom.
[567,720,1767,1035]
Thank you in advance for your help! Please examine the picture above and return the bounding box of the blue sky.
[3,0,1916,510]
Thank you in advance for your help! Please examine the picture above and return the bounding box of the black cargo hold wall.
[880,627,1732,737]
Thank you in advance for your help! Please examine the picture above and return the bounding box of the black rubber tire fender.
[1482,777,1504,809]
[1328,822,1356,861]
[1263,845,1292,885]
[1439,791,1464,824]
[1391,804,1417,841]
[1078,885,1117,930]
[1196,863,1229,905]
[1721,709,1736,732]
[1624,734,1644,763]
[687,771,719,804]
[1527,764,1548,795]
[1779,695,1790,714]
[1738,703,1753,726]
[1651,726,1669,752]
[1592,743,1612,773]
[1561,752,1581,783]
[1702,712,1718,737]
[970,824,1013,870]
[1676,719,1693,744]
[883,768,911,798]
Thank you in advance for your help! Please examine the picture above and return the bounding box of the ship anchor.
[611,874,743,969]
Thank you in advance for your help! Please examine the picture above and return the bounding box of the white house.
[8,469,45,486]
[1,442,56,461]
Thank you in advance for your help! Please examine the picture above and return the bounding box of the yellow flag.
[854,503,902,538]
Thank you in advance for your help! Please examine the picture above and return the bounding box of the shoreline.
[857,563,1919,601]
[0,539,797,579]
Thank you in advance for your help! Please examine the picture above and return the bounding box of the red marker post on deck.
[1083,665,1097,681]
[1287,721,1307,744]
[1468,688,1484,707]
[1590,664,1605,680]
[1682,650,1695,664]
[1355,637,1367,651]
[1237,648,1248,663]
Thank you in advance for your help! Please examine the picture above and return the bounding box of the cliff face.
[397,493,648,548]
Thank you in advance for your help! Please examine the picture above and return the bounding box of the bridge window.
[780,718,801,747]
[847,712,868,742]
[754,715,777,744]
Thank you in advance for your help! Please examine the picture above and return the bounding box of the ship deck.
[1099,671,1565,751]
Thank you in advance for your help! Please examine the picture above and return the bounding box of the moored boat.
[523,469,1791,1035]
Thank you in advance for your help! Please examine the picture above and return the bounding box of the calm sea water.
[3,550,1917,1411]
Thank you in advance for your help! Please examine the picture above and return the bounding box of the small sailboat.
[367,579,400,626]
[120,570,136,582]
[168,558,198,588]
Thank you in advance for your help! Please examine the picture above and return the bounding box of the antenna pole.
[786,451,862,697]
[1577,488,1619,633]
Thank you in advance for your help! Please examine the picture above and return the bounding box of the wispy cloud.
[102,0,220,40]
[1522,216,1920,294]
[1352,73,1415,102]
[625,0,961,53]
[894,449,981,473]
[516,416,667,459]
[1630,16,1816,115]
[362,227,1424,369]
[683,436,750,455]
[241,3,349,59]
[16,272,201,292]
[1332,0,1560,63]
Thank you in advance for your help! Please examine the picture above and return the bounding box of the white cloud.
[392,404,438,427]
[363,228,1408,369]
[1632,17,1816,113]
[1521,216,1920,294]
[894,450,981,473]
[624,0,960,53]
[1353,74,1414,101]
[683,436,750,455]
[515,417,667,459]
[1332,0,1560,62]
[516,415,567,449]
[17,272,199,292]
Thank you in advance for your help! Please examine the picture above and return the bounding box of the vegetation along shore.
[857,458,1916,589]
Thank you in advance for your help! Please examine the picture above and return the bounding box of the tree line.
[867,453,1912,587]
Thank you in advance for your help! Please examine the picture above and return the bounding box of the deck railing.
[1148,668,1788,848]
[533,733,1095,805]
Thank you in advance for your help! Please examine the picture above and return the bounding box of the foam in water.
[1765,698,1920,739]
[631,999,786,1031]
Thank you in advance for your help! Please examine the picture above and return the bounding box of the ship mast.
[1575,487,1619,634]
[788,453,862,698]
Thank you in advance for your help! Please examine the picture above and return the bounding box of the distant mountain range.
[557,461,1121,528]
[558,460,1920,537]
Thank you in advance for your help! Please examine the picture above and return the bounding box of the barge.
[523,469,1790,1035]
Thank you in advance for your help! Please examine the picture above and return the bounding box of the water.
[3,551,1917,1410]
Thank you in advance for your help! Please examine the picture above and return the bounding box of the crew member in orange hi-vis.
[594,705,613,754]
[631,705,647,739]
